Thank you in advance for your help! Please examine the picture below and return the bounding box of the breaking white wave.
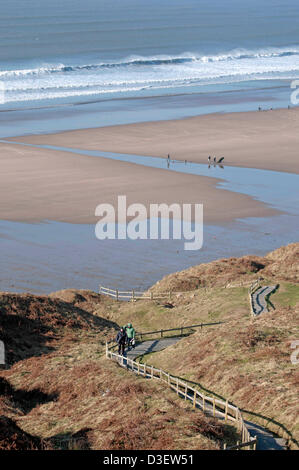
[1,46,299,103]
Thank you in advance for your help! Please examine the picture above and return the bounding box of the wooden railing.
[100,285,173,301]
[136,322,224,340]
[107,322,224,348]
[249,279,261,294]
[248,278,262,316]
[100,281,260,302]
[106,343,257,450]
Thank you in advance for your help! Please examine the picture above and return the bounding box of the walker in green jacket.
[125,323,136,350]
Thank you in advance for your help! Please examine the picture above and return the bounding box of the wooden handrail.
[136,321,224,338]
[106,321,223,347]
[248,278,262,316]
[225,438,257,450]
[105,342,257,450]
[100,282,257,302]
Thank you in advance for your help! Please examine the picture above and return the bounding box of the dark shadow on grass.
[0,313,56,366]
[49,428,92,450]
[265,284,279,311]
[0,376,58,414]
[160,373,296,449]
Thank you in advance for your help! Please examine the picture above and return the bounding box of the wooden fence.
[248,278,262,316]
[100,285,174,301]
[106,343,257,450]
[100,281,255,302]
[135,322,224,341]
[249,279,261,294]
[107,322,224,347]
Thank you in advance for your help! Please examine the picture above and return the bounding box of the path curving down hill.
[251,285,278,316]
[122,338,287,451]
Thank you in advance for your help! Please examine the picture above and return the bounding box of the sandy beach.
[1,107,298,225]
[2,107,299,225]
[0,0,298,297]
[10,107,299,174]
[0,139,278,225]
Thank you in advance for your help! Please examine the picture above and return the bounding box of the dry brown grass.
[142,304,299,448]
[0,243,297,450]
[0,290,119,366]
[149,242,298,292]
[0,290,237,450]
[0,348,235,450]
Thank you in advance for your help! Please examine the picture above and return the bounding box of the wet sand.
[0,142,276,224]
[1,108,298,294]
[9,107,299,174]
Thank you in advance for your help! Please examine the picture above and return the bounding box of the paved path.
[121,337,287,450]
[126,337,182,361]
[245,420,287,450]
[251,285,278,316]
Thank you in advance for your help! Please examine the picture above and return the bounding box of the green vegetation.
[272,283,299,308]
[1,244,298,450]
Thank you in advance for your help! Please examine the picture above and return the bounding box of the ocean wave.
[1,45,299,104]
[4,72,299,104]
[1,46,299,78]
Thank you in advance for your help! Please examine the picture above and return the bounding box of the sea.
[0,0,299,136]
[0,0,298,293]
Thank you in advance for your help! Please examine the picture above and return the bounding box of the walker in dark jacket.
[116,328,128,356]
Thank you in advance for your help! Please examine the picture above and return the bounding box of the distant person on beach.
[116,328,128,356]
[208,156,211,163]
[125,323,136,351]
[167,154,170,168]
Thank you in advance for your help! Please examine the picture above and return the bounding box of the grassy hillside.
[0,290,236,450]
[94,244,299,449]
[0,243,297,450]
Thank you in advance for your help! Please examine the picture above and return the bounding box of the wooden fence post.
[132,289,135,301]
[150,291,153,300]
[104,318,255,452]
[116,289,119,301]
